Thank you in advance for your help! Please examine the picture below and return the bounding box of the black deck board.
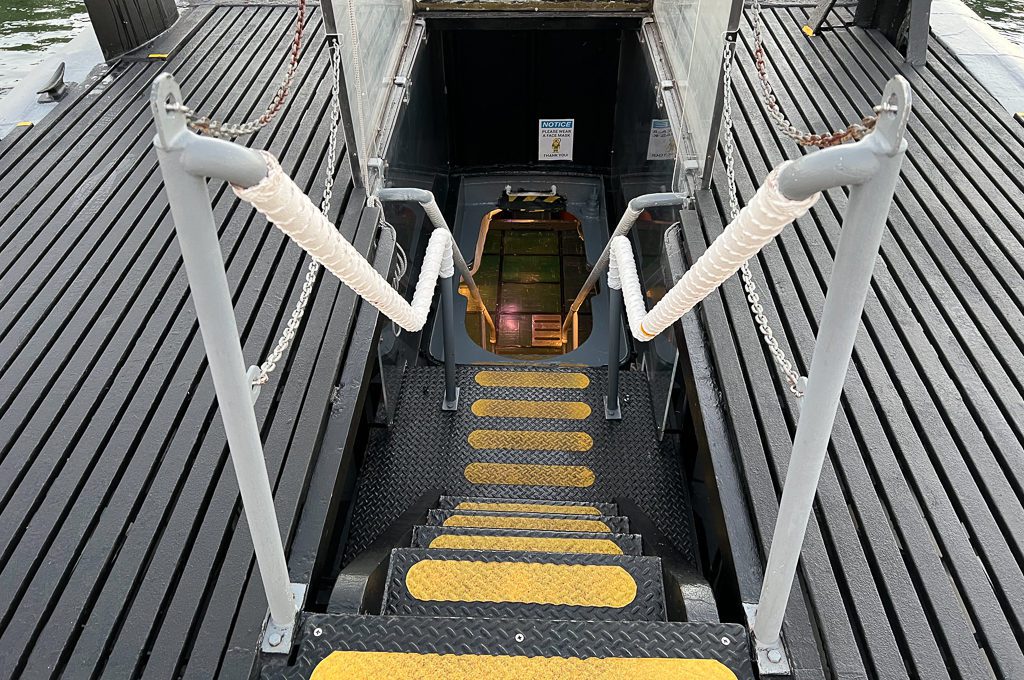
[0,3,372,679]
[691,6,1024,679]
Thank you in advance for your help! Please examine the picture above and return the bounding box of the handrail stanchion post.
[439,274,460,411]
[751,77,910,669]
[150,75,301,654]
[605,286,623,420]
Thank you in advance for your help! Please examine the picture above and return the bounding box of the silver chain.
[252,44,342,387]
[721,39,805,399]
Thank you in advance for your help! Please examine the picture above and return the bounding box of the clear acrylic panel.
[332,0,412,183]
[653,0,742,181]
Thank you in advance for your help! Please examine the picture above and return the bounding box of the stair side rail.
[559,191,691,346]
[606,75,911,666]
[150,72,462,653]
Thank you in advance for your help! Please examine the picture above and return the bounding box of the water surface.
[0,1,88,97]
[964,0,1024,45]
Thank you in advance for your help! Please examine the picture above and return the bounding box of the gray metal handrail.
[604,75,911,671]
[560,192,689,345]
[376,188,498,348]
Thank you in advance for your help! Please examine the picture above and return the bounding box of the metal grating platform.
[344,366,696,565]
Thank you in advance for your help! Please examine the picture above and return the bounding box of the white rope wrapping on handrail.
[609,162,820,340]
[233,151,453,332]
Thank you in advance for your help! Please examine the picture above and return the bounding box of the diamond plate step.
[412,525,643,555]
[427,508,629,533]
[438,495,617,516]
[259,614,754,679]
[382,548,666,621]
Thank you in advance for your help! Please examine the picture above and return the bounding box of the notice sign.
[646,119,675,161]
[538,119,574,161]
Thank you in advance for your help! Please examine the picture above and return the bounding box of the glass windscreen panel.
[332,0,412,184]
[653,0,741,182]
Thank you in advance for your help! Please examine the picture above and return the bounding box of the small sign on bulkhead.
[538,118,574,161]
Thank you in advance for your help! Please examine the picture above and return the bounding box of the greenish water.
[965,0,1024,45]
[0,1,88,97]
[0,1,1022,98]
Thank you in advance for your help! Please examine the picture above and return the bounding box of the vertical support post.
[753,79,910,657]
[439,275,460,411]
[150,76,301,653]
[605,287,623,420]
[905,0,933,66]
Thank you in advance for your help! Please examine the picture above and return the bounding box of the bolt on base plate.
[261,582,307,654]
[743,601,792,676]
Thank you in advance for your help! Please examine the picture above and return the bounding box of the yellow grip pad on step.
[474,370,590,389]
[464,462,596,488]
[312,651,739,679]
[405,560,636,607]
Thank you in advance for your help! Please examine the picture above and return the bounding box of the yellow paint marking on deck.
[148,53,169,59]
[455,501,601,515]
[474,370,590,389]
[429,534,623,555]
[311,650,739,679]
[405,560,637,608]
[468,429,593,451]
[442,513,609,532]
[464,462,595,488]
[471,399,591,420]
[15,122,33,127]
[802,25,815,36]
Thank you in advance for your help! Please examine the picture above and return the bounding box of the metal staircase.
[254,366,753,677]
[264,497,752,678]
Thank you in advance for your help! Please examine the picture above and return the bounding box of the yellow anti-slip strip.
[443,513,611,533]
[475,370,590,389]
[471,399,591,420]
[464,462,595,488]
[405,560,637,607]
[429,534,623,555]
[469,429,593,451]
[312,651,738,679]
[455,501,601,515]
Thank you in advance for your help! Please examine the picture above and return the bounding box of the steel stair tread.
[381,547,666,621]
[427,508,629,533]
[412,525,643,555]
[265,613,753,679]
[437,495,617,516]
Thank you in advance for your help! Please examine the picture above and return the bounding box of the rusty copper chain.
[751,0,877,148]
[166,0,307,138]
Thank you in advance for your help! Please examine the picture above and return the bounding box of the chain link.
[750,0,877,148]
[251,44,342,387]
[722,39,806,399]
[165,0,308,138]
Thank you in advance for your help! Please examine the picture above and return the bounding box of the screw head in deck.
[767,648,783,663]
[267,631,284,647]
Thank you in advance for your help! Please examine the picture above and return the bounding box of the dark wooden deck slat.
[0,15,323,675]
[0,8,275,350]
[753,9,1024,667]
[14,15,341,680]
[0,4,371,678]
[692,7,1024,678]
[765,3,1024,585]
[0,6,296,578]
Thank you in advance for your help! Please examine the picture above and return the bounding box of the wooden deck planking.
[690,5,1024,678]
[0,3,375,678]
